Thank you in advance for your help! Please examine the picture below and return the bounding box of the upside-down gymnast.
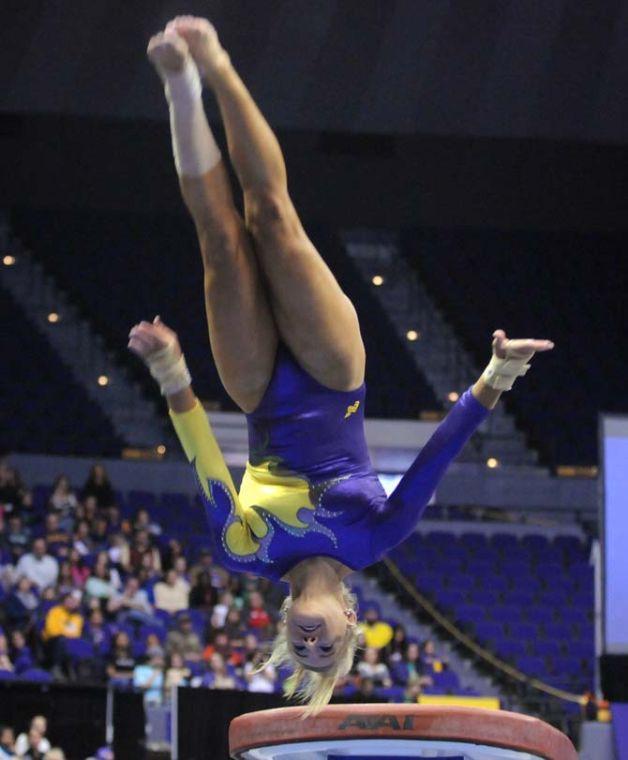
[128,16,554,712]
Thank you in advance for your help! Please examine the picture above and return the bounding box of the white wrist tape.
[482,353,531,391]
[164,58,221,177]
[147,341,192,396]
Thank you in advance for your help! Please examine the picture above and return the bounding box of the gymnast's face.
[287,594,354,671]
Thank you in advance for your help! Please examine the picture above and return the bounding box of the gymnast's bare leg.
[146,30,277,413]
[166,16,365,393]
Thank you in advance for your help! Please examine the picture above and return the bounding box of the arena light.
[3,255,16,266]
[97,375,109,387]
[47,312,60,324]
[448,391,459,402]
[156,444,167,455]
[406,329,420,341]
[371,274,384,286]
[486,457,500,469]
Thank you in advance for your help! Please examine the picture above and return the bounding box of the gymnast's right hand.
[128,316,181,364]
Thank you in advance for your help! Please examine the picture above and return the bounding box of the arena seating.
[388,530,595,694]
[401,227,628,466]
[0,284,123,456]
[10,208,440,423]
[2,465,460,703]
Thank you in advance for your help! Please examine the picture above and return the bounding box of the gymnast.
[129,16,554,712]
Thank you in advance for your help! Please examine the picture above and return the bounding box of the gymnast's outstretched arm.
[372,330,554,555]
[128,317,260,557]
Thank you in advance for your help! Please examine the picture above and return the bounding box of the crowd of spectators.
[0,715,65,760]
[0,459,451,706]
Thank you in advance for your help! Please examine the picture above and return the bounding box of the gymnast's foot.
[165,16,230,85]
[147,29,190,79]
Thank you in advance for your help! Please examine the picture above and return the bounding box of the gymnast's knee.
[196,220,243,270]
[244,187,300,243]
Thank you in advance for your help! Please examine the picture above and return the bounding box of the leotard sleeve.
[372,387,490,556]
[170,401,261,559]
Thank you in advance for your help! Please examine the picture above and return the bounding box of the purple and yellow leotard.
[171,344,489,583]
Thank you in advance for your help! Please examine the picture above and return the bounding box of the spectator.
[359,606,394,650]
[145,633,165,660]
[189,548,228,589]
[83,609,111,659]
[202,630,233,668]
[82,465,115,509]
[205,652,236,690]
[357,647,392,688]
[15,717,51,758]
[173,556,189,582]
[90,516,110,549]
[246,591,271,632]
[0,725,15,759]
[211,591,234,629]
[133,509,162,538]
[48,475,78,529]
[244,650,276,693]
[107,577,156,628]
[224,608,247,647]
[166,614,202,662]
[4,514,31,561]
[4,576,39,629]
[18,728,45,760]
[44,514,71,558]
[161,538,184,573]
[133,652,165,706]
[106,631,136,685]
[383,624,408,664]
[72,520,95,556]
[15,539,59,592]
[153,569,190,614]
[393,642,432,688]
[56,561,75,597]
[85,554,119,603]
[106,534,130,573]
[10,629,34,673]
[189,571,217,611]
[0,462,31,514]
[43,591,84,672]
[106,504,126,535]
[80,497,99,527]
[164,652,190,690]
[129,531,161,576]
[68,548,90,588]
[421,639,441,671]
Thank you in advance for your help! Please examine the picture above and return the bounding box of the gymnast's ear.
[344,609,357,626]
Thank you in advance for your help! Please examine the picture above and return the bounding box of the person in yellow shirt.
[43,591,84,640]
[359,605,394,650]
[43,591,84,676]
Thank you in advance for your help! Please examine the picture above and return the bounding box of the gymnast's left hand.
[491,329,554,361]
[127,316,181,363]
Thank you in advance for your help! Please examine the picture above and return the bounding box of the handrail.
[381,556,584,704]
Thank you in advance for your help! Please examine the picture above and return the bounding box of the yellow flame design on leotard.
[344,400,360,419]
[224,460,341,559]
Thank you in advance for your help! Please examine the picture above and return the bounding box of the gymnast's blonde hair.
[255,582,359,716]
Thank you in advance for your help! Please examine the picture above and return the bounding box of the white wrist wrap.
[164,59,221,177]
[147,341,192,396]
[482,354,531,391]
